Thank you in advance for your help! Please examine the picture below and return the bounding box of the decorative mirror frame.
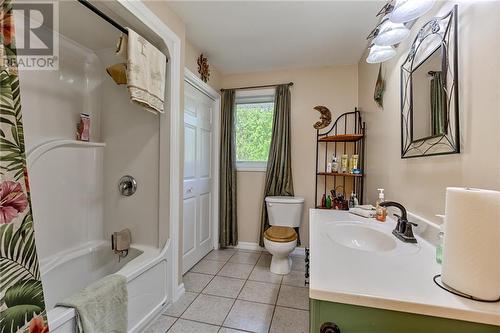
[400,5,459,158]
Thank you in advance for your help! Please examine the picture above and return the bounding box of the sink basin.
[327,223,397,252]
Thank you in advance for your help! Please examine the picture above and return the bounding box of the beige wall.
[222,65,359,246]
[358,1,500,224]
[142,0,222,284]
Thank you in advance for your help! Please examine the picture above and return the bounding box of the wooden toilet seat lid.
[264,226,297,243]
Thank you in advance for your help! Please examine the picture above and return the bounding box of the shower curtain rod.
[77,0,128,35]
[220,82,294,92]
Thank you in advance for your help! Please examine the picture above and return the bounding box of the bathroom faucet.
[379,201,417,244]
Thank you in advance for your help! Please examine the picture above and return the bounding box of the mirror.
[412,46,447,140]
[400,5,459,158]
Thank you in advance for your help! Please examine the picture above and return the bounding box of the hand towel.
[56,274,127,333]
[126,28,166,114]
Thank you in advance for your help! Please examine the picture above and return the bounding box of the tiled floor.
[144,249,309,333]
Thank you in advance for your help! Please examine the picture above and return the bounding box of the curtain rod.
[77,0,128,35]
[220,82,293,92]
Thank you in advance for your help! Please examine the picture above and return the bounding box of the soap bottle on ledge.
[375,188,387,222]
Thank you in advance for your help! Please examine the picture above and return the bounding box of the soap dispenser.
[375,188,387,222]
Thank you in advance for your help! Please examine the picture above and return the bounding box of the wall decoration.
[197,53,210,83]
[0,1,49,332]
[374,64,385,108]
[312,106,332,130]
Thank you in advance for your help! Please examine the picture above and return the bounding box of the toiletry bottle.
[341,154,348,173]
[348,192,355,209]
[326,161,332,173]
[321,194,326,208]
[331,155,339,173]
[325,195,332,209]
[375,188,387,222]
[436,225,444,264]
[353,193,359,207]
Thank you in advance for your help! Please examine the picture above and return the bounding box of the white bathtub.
[42,241,169,333]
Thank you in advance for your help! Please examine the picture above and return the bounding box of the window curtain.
[219,90,238,247]
[0,1,49,332]
[430,71,445,136]
[259,84,295,247]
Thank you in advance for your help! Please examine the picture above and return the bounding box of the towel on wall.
[56,274,128,333]
[126,28,166,114]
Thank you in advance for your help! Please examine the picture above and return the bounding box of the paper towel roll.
[441,187,500,301]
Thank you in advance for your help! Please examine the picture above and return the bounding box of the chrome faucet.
[379,201,417,243]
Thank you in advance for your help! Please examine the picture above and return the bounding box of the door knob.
[320,322,341,333]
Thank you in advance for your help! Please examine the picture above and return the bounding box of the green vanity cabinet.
[310,299,500,333]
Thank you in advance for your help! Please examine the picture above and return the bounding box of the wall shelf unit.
[315,108,366,209]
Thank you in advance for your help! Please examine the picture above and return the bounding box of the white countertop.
[309,209,500,327]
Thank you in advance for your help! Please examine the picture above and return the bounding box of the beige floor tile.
[202,276,245,298]
[229,251,261,265]
[164,292,198,317]
[190,259,226,275]
[144,315,177,333]
[249,265,283,284]
[204,249,235,262]
[256,253,272,267]
[218,328,247,333]
[238,280,280,304]
[282,270,307,288]
[277,285,309,310]
[223,300,274,333]
[181,294,234,326]
[183,272,213,293]
[269,306,309,333]
[291,256,306,272]
[218,262,254,279]
[167,319,219,333]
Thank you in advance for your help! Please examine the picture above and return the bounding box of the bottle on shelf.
[341,154,349,173]
[331,155,339,173]
[326,161,332,173]
[375,188,387,222]
[325,195,332,209]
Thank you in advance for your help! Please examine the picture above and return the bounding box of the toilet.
[263,196,305,275]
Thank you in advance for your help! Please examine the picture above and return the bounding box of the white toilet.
[263,196,304,275]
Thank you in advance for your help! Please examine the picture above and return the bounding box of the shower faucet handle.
[119,175,137,196]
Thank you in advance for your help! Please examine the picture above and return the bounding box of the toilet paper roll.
[441,187,500,301]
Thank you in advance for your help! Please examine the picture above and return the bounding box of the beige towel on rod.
[126,28,166,114]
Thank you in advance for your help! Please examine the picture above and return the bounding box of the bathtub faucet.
[112,228,131,258]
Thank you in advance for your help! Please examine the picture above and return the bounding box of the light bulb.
[366,45,397,64]
[389,0,435,24]
[373,20,410,46]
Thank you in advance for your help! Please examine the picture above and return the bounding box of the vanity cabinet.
[310,299,500,333]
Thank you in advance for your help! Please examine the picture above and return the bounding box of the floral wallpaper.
[0,1,49,332]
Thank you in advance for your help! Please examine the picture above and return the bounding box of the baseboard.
[235,241,306,256]
[235,242,265,252]
[174,283,185,302]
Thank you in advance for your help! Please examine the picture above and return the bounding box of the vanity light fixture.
[373,18,410,46]
[366,45,397,64]
[389,0,435,24]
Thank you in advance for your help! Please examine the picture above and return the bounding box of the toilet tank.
[265,196,305,227]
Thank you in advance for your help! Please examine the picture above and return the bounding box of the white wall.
[222,65,358,246]
[358,1,500,223]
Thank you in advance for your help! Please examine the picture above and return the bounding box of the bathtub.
[42,240,169,333]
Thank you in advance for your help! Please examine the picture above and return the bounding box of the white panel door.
[183,81,215,273]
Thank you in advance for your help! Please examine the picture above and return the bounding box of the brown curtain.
[259,84,295,247]
[219,90,238,247]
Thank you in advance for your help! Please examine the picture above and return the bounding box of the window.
[235,89,275,171]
